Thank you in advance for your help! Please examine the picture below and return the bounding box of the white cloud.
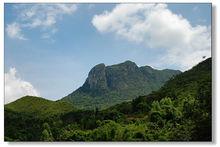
[19,4,77,28]
[92,4,211,70]
[6,23,26,40]
[5,67,40,104]
[7,4,77,40]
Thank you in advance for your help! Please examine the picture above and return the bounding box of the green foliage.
[4,58,211,141]
[5,96,75,118]
[4,109,42,141]
[41,129,54,141]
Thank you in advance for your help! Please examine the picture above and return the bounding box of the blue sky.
[4,3,211,102]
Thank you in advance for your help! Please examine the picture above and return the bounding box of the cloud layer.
[6,4,77,40]
[6,22,27,40]
[5,68,40,104]
[92,4,211,70]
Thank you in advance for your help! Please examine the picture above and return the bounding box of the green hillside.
[5,96,75,118]
[4,58,211,141]
[59,58,211,141]
[106,57,212,141]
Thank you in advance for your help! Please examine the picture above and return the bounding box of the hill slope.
[62,60,181,109]
[106,57,212,141]
[5,96,75,118]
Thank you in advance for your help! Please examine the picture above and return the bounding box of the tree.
[40,123,54,141]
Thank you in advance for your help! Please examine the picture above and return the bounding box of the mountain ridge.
[62,60,181,109]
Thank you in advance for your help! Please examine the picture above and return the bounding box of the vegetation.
[4,58,211,141]
[63,60,181,109]
[5,96,75,118]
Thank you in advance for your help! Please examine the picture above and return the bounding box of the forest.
[4,58,212,141]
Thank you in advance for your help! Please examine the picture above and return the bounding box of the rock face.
[106,61,141,90]
[62,60,181,109]
[85,63,107,90]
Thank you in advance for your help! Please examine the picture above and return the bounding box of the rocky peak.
[84,63,108,90]
[117,60,137,68]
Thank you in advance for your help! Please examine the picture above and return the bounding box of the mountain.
[5,96,75,118]
[4,58,211,141]
[62,60,181,109]
[110,57,211,111]
[106,57,212,141]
